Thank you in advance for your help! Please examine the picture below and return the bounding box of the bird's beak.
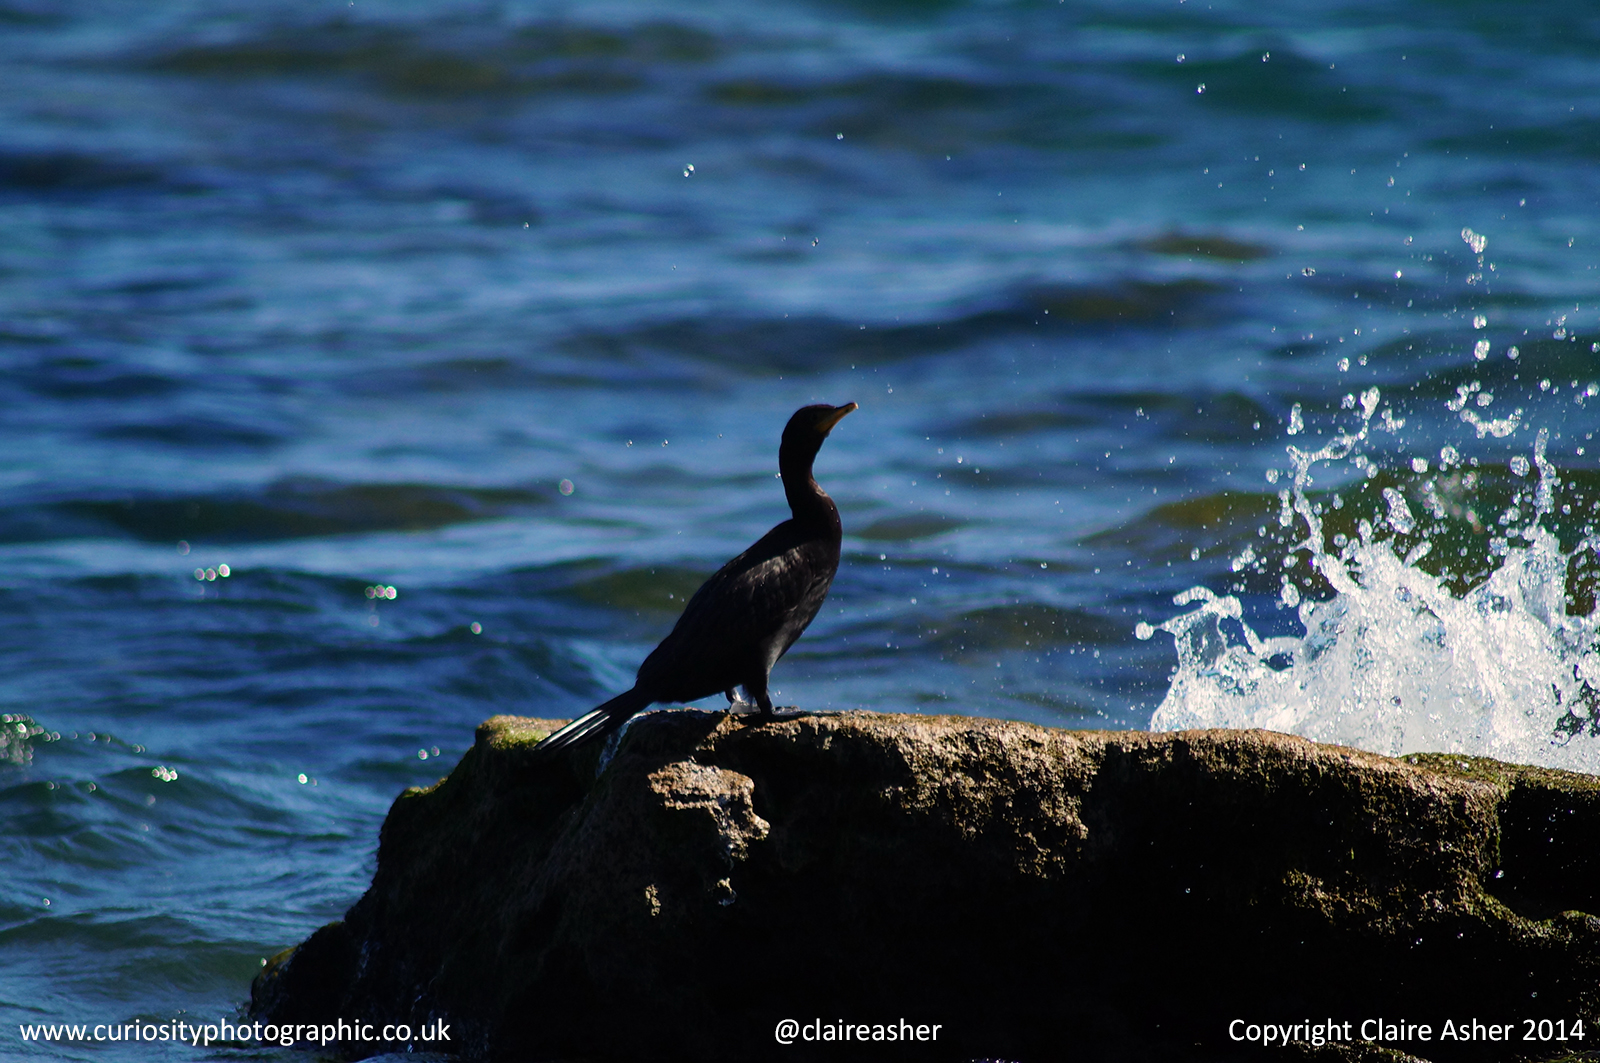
[819,402,858,432]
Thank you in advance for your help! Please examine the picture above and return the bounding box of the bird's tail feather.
[533,687,653,756]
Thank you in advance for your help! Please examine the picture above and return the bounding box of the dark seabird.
[533,401,857,755]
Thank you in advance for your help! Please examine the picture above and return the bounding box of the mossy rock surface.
[253,712,1600,1061]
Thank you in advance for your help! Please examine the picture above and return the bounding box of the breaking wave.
[1141,385,1600,773]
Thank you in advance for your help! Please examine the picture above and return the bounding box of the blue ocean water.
[2,0,1598,1055]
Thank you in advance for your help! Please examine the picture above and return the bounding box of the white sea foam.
[1143,390,1600,773]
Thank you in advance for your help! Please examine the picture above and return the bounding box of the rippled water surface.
[4,0,1599,1054]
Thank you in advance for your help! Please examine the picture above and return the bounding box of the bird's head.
[779,402,857,471]
[784,402,857,442]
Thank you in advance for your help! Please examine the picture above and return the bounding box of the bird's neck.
[779,445,839,531]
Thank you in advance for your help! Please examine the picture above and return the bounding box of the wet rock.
[252,712,1600,1062]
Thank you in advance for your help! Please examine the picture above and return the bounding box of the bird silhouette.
[533,402,856,755]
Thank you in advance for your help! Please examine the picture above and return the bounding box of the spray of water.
[1139,387,1600,773]
[1,713,46,766]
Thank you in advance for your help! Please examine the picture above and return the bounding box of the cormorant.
[533,401,857,755]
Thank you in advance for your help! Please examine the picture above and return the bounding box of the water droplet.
[559,478,574,496]
[470,622,482,635]
[1382,487,1415,534]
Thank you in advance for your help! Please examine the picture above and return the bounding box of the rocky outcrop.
[252,711,1600,1062]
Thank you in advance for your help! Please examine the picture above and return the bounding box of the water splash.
[1142,394,1600,773]
[1,713,47,766]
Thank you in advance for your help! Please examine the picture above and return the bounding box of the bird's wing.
[636,524,833,694]
[683,529,826,636]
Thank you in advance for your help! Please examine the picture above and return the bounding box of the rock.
[252,711,1600,1062]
